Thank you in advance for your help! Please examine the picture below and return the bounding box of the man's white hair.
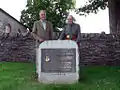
[67,15,76,21]
[66,15,76,23]
[39,10,46,14]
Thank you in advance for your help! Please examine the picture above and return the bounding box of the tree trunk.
[108,0,117,34]
[116,1,120,34]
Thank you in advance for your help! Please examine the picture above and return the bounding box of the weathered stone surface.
[0,33,36,62]
[80,34,120,65]
[0,33,120,66]
[37,40,79,84]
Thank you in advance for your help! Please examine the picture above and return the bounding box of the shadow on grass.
[48,85,72,90]
[78,66,88,83]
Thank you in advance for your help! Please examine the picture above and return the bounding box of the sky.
[0,0,110,33]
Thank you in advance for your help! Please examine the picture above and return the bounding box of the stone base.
[38,73,79,84]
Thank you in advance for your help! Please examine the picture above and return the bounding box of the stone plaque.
[41,49,76,73]
[37,40,79,84]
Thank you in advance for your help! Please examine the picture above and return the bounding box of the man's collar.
[40,19,46,23]
[68,23,74,26]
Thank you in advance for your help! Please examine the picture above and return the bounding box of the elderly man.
[59,15,81,67]
[59,15,81,44]
[31,10,53,75]
[32,10,53,48]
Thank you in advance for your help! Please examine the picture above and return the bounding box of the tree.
[75,0,108,16]
[20,0,75,31]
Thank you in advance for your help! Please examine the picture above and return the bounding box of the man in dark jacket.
[59,15,81,44]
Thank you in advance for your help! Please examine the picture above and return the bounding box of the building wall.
[0,10,27,37]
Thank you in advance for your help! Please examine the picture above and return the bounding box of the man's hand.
[31,32,44,43]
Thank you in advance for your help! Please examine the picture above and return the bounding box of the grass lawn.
[0,62,120,90]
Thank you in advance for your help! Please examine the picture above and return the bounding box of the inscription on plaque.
[41,49,76,73]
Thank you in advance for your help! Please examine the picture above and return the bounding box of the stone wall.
[1,32,120,65]
[0,33,36,62]
[79,33,120,65]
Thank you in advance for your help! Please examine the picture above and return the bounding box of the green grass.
[0,62,120,90]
